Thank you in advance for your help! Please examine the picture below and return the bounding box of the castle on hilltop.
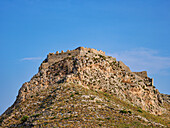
[48,47,105,56]
[46,47,105,64]
[41,47,154,87]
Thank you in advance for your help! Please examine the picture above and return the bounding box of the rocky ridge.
[0,47,169,127]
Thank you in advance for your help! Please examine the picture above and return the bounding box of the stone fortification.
[133,71,154,86]
[50,47,104,58]
[133,71,148,79]
[40,47,105,69]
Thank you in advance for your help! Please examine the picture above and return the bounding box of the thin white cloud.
[108,48,170,75]
[21,57,42,61]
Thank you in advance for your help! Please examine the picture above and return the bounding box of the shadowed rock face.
[0,47,169,127]
[161,94,170,104]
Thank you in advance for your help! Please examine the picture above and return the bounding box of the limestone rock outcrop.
[39,47,164,115]
[0,47,169,127]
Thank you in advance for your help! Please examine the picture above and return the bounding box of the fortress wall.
[47,49,81,64]
[73,47,105,55]
[133,71,154,86]
[133,71,148,78]
[46,47,106,65]
[149,78,154,86]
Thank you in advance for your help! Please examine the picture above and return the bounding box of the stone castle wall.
[133,71,154,86]
[47,47,105,64]
[133,71,148,78]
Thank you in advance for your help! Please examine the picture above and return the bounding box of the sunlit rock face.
[0,47,169,127]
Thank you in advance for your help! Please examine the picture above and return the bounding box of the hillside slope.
[0,47,169,127]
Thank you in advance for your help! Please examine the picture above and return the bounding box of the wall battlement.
[48,47,105,56]
[46,47,105,64]
[75,47,105,55]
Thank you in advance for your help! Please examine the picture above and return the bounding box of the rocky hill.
[0,47,169,127]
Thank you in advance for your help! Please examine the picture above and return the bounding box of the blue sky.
[0,0,170,115]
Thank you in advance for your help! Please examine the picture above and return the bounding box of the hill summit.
[0,47,169,127]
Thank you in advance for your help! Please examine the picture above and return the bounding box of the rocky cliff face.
[0,47,169,127]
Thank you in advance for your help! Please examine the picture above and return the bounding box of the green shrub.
[44,122,48,125]
[96,100,101,103]
[93,57,98,61]
[0,118,4,123]
[112,61,116,65]
[104,93,109,97]
[119,110,128,114]
[47,107,53,110]
[90,96,95,100]
[75,92,79,95]
[98,54,106,60]
[137,109,143,113]
[128,110,132,114]
[64,117,69,119]
[32,113,41,118]
[52,116,57,119]
[21,115,29,122]
[106,117,111,120]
